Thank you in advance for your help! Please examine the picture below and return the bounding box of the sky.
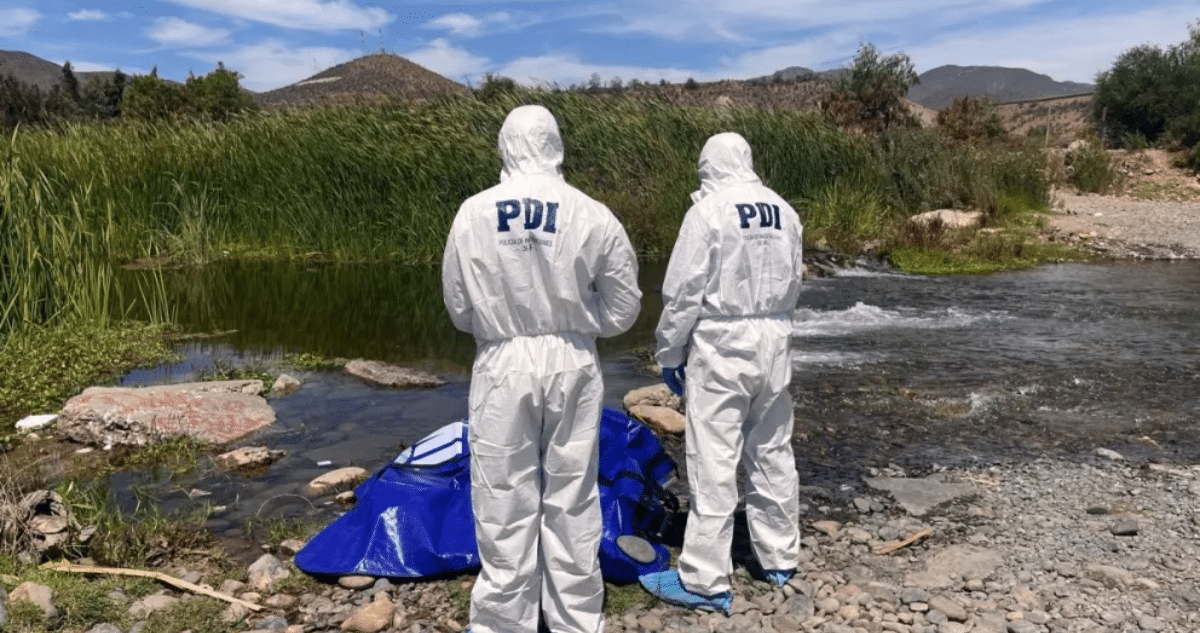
[0,1,1194,93]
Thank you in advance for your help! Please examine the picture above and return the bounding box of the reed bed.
[2,89,1051,338]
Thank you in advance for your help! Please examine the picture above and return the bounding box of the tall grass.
[4,89,1057,338]
[3,92,883,267]
[1,153,119,334]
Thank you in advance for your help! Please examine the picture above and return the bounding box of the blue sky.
[0,1,1193,93]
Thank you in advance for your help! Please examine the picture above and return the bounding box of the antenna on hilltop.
[360,30,366,55]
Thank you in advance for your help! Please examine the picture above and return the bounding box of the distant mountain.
[907,65,1093,110]
[752,65,844,84]
[0,49,118,92]
[255,52,470,107]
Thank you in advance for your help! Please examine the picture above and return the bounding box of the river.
[112,259,1200,558]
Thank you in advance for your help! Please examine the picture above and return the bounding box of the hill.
[907,64,1093,110]
[0,49,117,93]
[255,53,470,107]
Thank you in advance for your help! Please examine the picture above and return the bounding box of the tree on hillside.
[122,73,184,120]
[122,63,256,121]
[61,61,81,103]
[80,70,128,119]
[937,95,1005,141]
[0,73,46,128]
[181,62,258,120]
[823,43,920,134]
[1094,19,1200,150]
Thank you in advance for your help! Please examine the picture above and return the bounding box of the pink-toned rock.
[59,380,275,446]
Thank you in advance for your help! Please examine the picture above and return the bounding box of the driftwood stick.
[873,527,935,555]
[40,560,263,611]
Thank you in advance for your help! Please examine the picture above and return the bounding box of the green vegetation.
[1094,18,1200,166]
[824,43,920,134]
[1068,138,1121,194]
[3,86,1056,278]
[937,96,1005,141]
[0,320,173,429]
[1,62,256,129]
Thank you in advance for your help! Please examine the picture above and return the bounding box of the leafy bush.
[824,43,919,134]
[1094,19,1200,150]
[1067,140,1119,194]
[937,96,1005,141]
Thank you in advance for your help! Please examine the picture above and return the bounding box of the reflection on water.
[115,260,668,372]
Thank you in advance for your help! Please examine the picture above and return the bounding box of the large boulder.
[59,380,275,447]
[345,360,444,389]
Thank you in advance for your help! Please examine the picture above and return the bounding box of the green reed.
[3,89,1054,338]
[2,92,885,266]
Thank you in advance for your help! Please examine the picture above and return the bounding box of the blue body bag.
[295,407,678,584]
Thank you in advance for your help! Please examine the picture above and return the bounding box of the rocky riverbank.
[1041,149,1200,261]
[8,444,1194,633]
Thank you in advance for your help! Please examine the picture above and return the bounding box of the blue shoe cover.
[764,569,794,586]
[639,570,732,614]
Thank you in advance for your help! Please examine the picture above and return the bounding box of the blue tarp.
[295,407,678,584]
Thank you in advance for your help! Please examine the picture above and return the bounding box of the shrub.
[795,182,888,253]
[1068,140,1119,194]
[937,96,1005,141]
[824,43,919,134]
[1094,19,1200,149]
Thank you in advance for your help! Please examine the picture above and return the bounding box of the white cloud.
[188,40,357,91]
[901,5,1191,83]
[0,8,41,35]
[68,9,107,21]
[161,0,391,31]
[403,38,491,85]
[428,14,483,36]
[425,12,512,37]
[66,61,116,72]
[148,17,231,47]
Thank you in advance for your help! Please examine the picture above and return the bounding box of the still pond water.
[112,259,1200,558]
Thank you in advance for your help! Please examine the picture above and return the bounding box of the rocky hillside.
[254,53,470,107]
[0,49,117,92]
[995,94,1095,145]
[907,64,1093,110]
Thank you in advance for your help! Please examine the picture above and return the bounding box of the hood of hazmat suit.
[654,132,804,369]
[443,104,641,345]
[441,104,641,633]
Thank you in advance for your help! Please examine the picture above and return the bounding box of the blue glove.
[662,366,686,396]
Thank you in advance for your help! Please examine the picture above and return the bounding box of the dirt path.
[1042,149,1200,259]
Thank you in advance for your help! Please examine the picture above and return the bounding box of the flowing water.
[111,260,1200,557]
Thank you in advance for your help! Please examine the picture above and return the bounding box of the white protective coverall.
[442,105,642,633]
[654,132,803,595]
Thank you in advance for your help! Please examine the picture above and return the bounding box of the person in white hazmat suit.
[441,104,642,633]
[640,132,803,614]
